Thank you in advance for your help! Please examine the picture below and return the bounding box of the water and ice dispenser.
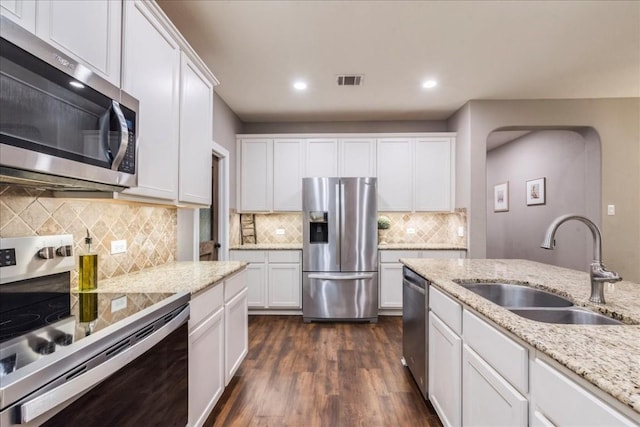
[309,211,328,243]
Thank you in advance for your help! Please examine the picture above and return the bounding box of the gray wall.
[213,92,244,209]
[242,120,447,134]
[486,130,599,272]
[448,98,640,282]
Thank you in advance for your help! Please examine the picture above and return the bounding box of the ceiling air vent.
[336,74,363,86]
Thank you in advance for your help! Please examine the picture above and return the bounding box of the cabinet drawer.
[380,250,420,263]
[268,250,301,263]
[423,250,465,259]
[225,270,247,302]
[429,286,462,335]
[229,250,266,263]
[190,283,224,330]
[463,310,528,394]
[531,358,637,426]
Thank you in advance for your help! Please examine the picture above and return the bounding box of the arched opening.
[485,127,601,272]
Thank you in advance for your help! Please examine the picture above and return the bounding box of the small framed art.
[526,177,546,206]
[494,182,509,212]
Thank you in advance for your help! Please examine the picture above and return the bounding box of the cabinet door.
[273,139,303,211]
[179,53,214,205]
[414,138,453,211]
[339,138,376,177]
[239,139,273,211]
[189,306,225,427]
[377,138,412,211]
[122,0,180,201]
[0,0,36,32]
[36,0,121,86]
[225,288,248,385]
[304,139,338,177]
[462,345,528,427]
[379,262,403,308]
[267,263,301,308]
[246,263,267,308]
[429,313,462,427]
[531,358,637,426]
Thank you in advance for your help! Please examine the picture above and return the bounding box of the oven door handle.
[19,305,189,424]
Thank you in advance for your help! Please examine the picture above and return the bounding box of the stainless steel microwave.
[0,16,138,192]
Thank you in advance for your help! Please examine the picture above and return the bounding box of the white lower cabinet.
[530,358,637,426]
[224,287,248,384]
[429,312,461,427]
[379,250,465,309]
[188,284,225,427]
[188,269,248,427]
[462,344,528,426]
[229,250,301,310]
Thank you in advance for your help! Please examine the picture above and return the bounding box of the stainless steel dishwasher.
[402,266,428,400]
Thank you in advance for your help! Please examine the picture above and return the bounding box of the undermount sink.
[459,282,573,308]
[510,308,623,325]
[457,281,623,325]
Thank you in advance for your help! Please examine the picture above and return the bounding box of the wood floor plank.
[206,316,442,427]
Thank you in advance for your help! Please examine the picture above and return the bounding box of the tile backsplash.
[230,210,467,246]
[0,185,177,287]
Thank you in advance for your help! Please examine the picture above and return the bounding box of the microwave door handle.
[109,101,129,171]
[98,108,113,163]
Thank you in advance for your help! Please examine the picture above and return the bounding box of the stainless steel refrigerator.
[302,177,378,322]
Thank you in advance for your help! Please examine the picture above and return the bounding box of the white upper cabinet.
[1,0,121,86]
[273,139,303,211]
[238,139,273,212]
[339,138,376,177]
[304,139,338,177]
[414,137,454,211]
[121,0,180,201]
[36,0,121,86]
[377,138,413,211]
[1,0,36,32]
[179,52,214,205]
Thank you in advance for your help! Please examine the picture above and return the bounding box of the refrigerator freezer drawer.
[303,272,378,322]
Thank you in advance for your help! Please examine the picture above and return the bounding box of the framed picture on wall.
[494,182,509,212]
[526,177,546,206]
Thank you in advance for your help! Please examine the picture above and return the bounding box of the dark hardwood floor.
[206,315,442,427]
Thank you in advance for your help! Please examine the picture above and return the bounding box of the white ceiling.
[157,0,640,123]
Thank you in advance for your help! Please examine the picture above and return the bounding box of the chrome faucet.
[541,214,621,304]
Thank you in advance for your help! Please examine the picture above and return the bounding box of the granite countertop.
[378,243,467,250]
[230,243,303,250]
[75,261,248,296]
[230,243,467,251]
[400,258,640,415]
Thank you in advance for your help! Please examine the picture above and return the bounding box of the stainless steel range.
[0,235,189,426]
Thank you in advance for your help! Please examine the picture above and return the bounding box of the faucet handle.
[591,263,622,283]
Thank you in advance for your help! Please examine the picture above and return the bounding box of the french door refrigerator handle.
[336,182,342,264]
[19,305,189,424]
[308,273,375,280]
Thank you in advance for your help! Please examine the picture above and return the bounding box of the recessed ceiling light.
[69,81,85,89]
[422,80,437,89]
[293,81,307,90]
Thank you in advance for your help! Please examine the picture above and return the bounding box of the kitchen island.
[401,258,640,423]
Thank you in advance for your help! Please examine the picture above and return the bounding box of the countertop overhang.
[400,258,640,415]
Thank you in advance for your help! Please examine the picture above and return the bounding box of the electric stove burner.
[0,313,41,335]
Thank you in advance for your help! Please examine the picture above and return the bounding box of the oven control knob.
[37,247,55,259]
[35,340,56,355]
[56,245,73,257]
[53,333,73,346]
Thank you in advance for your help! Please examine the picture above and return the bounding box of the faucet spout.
[541,214,621,304]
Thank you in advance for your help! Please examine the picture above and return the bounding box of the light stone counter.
[400,258,640,415]
[378,243,467,251]
[81,261,248,296]
[230,243,302,250]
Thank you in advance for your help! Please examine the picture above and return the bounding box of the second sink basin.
[510,308,623,325]
[460,282,573,308]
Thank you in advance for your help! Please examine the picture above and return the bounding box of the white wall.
[212,92,243,209]
[486,130,599,272]
[448,98,640,282]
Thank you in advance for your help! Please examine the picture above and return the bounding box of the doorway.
[199,155,220,260]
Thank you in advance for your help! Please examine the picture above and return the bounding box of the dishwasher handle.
[403,279,426,295]
[19,305,189,424]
